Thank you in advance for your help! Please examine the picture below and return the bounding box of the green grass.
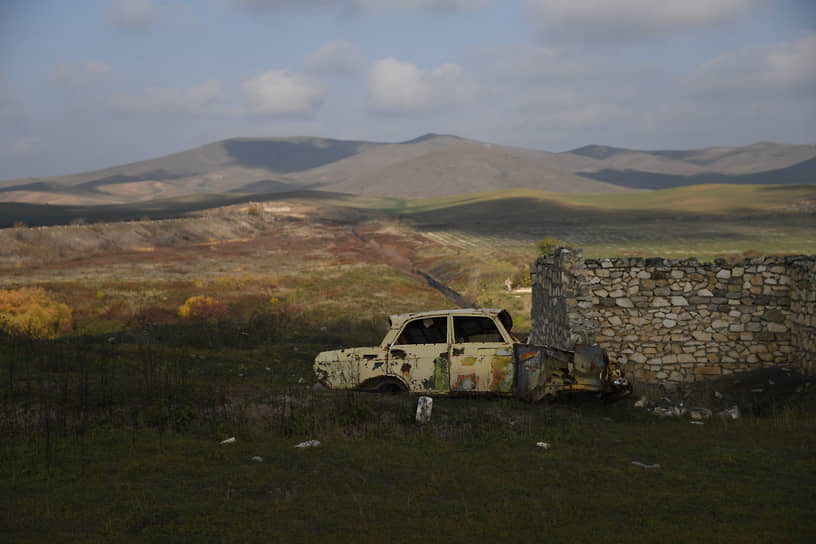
[376,185,816,260]
[2,314,815,542]
[2,387,815,542]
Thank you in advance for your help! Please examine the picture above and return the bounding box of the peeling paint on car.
[461,356,478,366]
[433,357,449,391]
[453,373,478,391]
[489,354,514,392]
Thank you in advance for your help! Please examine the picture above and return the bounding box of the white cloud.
[111,80,224,113]
[304,40,366,76]
[52,59,111,84]
[525,0,754,37]
[231,0,486,13]
[368,58,476,113]
[692,33,816,96]
[106,0,161,30]
[242,70,325,115]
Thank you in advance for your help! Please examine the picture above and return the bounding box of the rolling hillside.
[1,134,815,206]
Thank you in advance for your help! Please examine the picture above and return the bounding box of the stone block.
[763,309,785,323]
[651,297,670,307]
[630,353,647,364]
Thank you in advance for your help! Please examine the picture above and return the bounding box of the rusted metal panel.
[389,341,447,393]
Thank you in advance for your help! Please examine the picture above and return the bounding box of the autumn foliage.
[177,295,229,322]
[0,287,73,338]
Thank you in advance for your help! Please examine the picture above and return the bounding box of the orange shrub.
[178,295,229,322]
[0,287,73,338]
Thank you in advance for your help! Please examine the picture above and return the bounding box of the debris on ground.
[689,407,713,420]
[251,456,263,462]
[631,461,661,469]
[719,405,740,420]
[653,400,686,417]
[220,437,236,444]
[294,440,321,449]
[536,442,551,449]
[416,396,433,424]
[633,396,648,408]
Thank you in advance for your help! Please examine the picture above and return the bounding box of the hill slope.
[1,135,815,205]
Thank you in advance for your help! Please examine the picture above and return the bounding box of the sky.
[1,0,815,179]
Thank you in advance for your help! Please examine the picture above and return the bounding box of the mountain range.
[2,134,815,206]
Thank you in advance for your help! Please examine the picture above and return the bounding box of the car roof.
[388,308,511,331]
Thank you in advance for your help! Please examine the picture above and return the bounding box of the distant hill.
[1,134,815,206]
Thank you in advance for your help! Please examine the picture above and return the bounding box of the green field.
[2,330,815,542]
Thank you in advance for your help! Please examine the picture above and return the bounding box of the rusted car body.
[313,308,631,401]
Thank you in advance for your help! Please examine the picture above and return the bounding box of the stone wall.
[530,249,816,388]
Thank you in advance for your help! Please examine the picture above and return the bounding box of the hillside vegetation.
[2,134,814,205]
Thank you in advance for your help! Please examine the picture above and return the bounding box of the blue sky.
[1,0,815,179]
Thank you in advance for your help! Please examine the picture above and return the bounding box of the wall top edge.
[534,251,816,269]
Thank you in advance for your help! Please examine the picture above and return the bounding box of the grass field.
[2,184,816,541]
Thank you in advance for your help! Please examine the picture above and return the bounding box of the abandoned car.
[313,308,631,401]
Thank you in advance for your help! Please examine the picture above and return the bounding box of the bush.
[536,237,572,256]
[178,296,229,323]
[0,287,73,338]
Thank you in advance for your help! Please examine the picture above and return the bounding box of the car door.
[388,315,450,393]
[449,315,514,393]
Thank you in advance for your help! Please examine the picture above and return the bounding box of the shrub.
[246,203,261,216]
[511,264,532,288]
[0,287,73,338]
[536,237,573,256]
[178,296,229,323]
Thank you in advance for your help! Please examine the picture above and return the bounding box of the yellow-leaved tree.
[0,287,73,338]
